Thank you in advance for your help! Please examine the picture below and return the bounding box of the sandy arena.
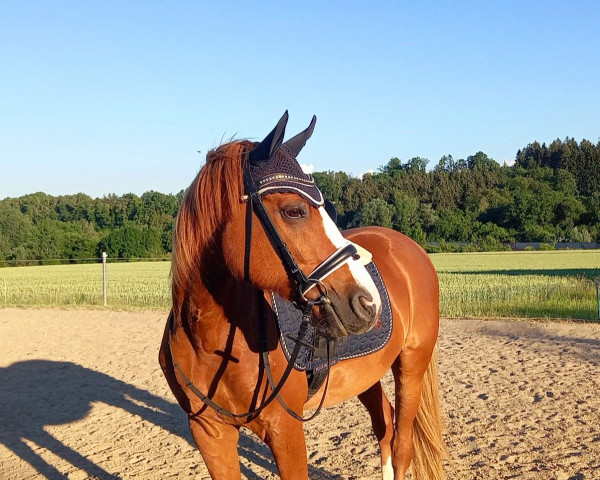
[1,309,599,479]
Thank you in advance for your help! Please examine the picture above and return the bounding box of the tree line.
[0,191,182,264]
[1,136,599,264]
[316,137,600,251]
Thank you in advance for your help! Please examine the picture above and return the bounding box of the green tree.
[390,191,420,233]
[404,157,429,172]
[430,209,476,242]
[467,151,500,172]
[379,157,403,175]
[353,198,393,228]
[18,192,59,224]
[98,225,165,258]
[30,220,65,260]
[138,191,179,228]
[55,193,94,222]
[0,204,32,255]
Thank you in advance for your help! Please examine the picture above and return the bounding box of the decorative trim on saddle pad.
[270,261,392,372]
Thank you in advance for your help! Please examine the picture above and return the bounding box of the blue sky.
[1,1,599,198]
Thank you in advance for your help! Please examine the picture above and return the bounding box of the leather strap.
[168,304,311,420]
[250,191,309,290]
[244,164,310,299]
[307,337,337,400]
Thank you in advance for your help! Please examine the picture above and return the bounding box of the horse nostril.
[359,296,376,318]
[351,291,376,321]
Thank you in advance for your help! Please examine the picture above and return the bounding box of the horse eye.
[283,207,306,219]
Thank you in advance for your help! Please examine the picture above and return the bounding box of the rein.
[167,302,312,420]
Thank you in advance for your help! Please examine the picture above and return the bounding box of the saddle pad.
[270,262,393,371]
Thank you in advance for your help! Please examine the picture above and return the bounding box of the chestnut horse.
[159,113,445,479]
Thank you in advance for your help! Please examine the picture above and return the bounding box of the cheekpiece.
[247,112,324,207]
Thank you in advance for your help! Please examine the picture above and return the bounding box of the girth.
[306,336,338,400]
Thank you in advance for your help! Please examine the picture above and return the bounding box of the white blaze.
[317,207,382,312]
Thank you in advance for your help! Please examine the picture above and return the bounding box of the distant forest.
[1,137,600,264]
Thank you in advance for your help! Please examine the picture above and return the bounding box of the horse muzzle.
[315,287,381,338]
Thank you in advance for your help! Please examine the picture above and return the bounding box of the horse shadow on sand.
[0,360,342,479]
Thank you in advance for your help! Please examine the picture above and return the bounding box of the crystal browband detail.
[258,174,316,186]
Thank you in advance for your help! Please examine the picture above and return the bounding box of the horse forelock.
[171,140,253,312]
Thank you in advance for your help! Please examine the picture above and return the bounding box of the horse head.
[173,112,382,337]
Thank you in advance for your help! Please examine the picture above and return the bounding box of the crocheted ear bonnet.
[246,111,324,207]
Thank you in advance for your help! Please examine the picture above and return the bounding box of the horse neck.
[181,250,264,350]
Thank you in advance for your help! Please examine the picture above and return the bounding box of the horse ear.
[283,115,316,158]
[249,111,289,165]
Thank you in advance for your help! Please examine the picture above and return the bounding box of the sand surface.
[1,309,599,480]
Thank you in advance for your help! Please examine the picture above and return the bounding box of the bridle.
[242,161,359,306]
[169,163,360,422]
[169,112,366,422]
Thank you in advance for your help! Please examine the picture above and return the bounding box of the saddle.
[270,261,393,399]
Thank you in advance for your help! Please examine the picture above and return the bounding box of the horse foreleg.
[258,415,309,480]
[391,349,430,480]
[358,381,395,480]
[188,416,242,479]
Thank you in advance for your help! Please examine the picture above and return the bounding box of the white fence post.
[102,252,107,306]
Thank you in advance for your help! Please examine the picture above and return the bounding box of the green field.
[432,250,600,320]
[0,261,171,309]
[1,251,599,320]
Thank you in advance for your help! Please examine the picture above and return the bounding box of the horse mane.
[171,140,254,311]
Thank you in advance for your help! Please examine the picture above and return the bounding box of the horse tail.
[411,349,447,480]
